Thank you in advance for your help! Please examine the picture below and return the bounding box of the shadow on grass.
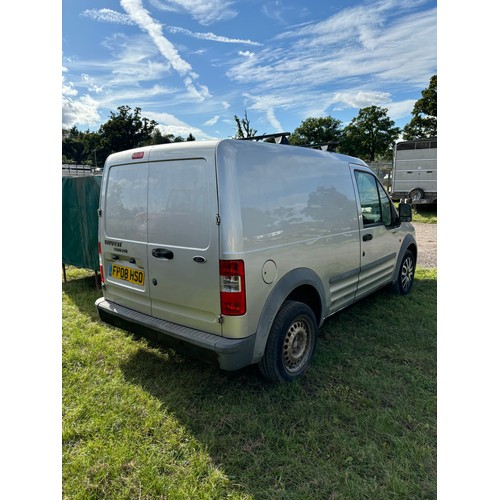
[116,277,437,498]
[61,264,436,497]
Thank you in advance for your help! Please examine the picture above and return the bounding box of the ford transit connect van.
[95,139,417,382]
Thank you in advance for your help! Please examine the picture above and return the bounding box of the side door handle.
[152,248,174,260]
[362,234,373,241]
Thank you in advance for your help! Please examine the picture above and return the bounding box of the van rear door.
[147,158,222,335]
[101,158,151,315]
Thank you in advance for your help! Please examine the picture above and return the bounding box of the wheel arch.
[391,234,418,285]
[250,268,325,364]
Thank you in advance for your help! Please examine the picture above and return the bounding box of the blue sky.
[62,0,437,140]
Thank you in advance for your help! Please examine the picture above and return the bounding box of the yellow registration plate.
[109,264,145,286]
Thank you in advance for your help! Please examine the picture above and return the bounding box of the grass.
[63,266,436,499]
[411,205,437,224]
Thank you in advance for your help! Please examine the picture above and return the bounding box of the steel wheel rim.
[283,316,312,373]
[401,256,414,292]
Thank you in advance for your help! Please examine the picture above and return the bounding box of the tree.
[234,110,257,138]
[403,75,437,139]
[98,105,158,158]
[61,106,197,166]
[62,126,103,166]
[289,116,343,146]
[339,106,400,162]
[62,127,86,164]
[150,129,172,144]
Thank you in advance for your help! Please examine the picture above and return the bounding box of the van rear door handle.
[362,234,373,241]
[152,248,174,260]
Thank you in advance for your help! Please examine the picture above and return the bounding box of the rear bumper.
[95,297,255,371]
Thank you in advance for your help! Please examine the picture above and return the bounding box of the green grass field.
[410,205,437,224]
[63,266,436,499]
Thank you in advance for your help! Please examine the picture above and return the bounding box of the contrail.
[120,0,210,100]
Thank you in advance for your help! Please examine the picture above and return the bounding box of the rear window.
[148,159,210,249]
[105,165,148,241]
[104,159,211,248]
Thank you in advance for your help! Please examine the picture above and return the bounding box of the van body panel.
[215,140,361,337]
[356,222,400,298]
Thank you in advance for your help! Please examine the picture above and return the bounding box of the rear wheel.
[409,188,424,202]
[258,301,318,383]
[392,250,415,295]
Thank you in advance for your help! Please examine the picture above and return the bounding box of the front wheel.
[392,250,415,295]
[258,301,318,383]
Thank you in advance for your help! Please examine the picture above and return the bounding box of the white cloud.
[168,26,262,46]
[121,0,190,74]
[265,108,282,132]
[146,111,215,139]
[97,84,179,109]
[62,76,78,97]
[62,78,101,128]
[148,0,238,25]
[226,2,436,118]
[261,0,304,25]
[238,50,254,57]
[81,74,104,94]
[204,115,220,126]
[183,76,210,101]
[120,0,211,100]
[329,91,392,110]
[98,33,173,85]
[81,8,134,25]
[65,35,172,92]
[242,93,290,132]
[384,99,417,121]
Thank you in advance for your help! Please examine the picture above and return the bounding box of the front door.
[351,167,402,299]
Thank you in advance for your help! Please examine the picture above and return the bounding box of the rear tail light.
[219,260,246,316]
[98,241,104,284]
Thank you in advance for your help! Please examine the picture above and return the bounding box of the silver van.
[95,139,417,382]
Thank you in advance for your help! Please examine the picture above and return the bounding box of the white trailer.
[391,138,437,204]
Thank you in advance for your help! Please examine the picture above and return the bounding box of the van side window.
[354,171,392,227]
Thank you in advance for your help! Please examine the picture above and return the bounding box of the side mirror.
[399,201,412,222]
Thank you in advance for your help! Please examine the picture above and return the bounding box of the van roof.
[104,138,368,168]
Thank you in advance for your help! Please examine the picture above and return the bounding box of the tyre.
[408,188,424,201]
[258,301,318,383]
[392,250,415,295]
